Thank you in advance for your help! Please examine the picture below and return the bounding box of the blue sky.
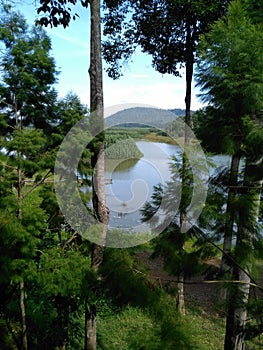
[19,1,204,111]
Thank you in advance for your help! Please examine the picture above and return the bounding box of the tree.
[194,105,243,286]
[195,0,263,267]
[0,7,95,348]
[195,1,263,348]
[103,0,230,314]
[0,8,57,133]
[0,7,59,349]
[103,0,230,131]
[37,1,108,348]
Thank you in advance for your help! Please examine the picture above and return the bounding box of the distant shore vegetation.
[105,136,143,159]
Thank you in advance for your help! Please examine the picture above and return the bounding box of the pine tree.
[0,7,59,348]
[0,7,96,349]
[195,1,263,347]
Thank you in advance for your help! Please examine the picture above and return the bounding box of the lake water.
[104,141,230,230]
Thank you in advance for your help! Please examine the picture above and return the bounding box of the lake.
[104,141,230,230]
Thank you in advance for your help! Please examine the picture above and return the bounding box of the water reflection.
[80,140,232,232]
[105,141,181,229]
[105,158,139,173]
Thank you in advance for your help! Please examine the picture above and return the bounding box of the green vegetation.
[105,137,143,159]
[96,247,262,350]
[104,108,179,129]
[0,1,262,350]
[97,300,225,350]
[144,133,178,145]
[195,2,263,346]
[105,131,144,159]
[106,126,182,146]
[106,126,154,139]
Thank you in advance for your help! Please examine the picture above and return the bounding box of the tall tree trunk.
[18,167,28,350]
[176,272,185,315]
[220,153,241,272]
[17,167,23,222]
[219,153,241,300]
[84,303,96,350]
[91,142,109,270]
[19,280,28,350]
[224,160,262,349]
[184,25,194,138]
[176,24,194,316]
[85,1,109,349]
[89,0,109,265]
[224,266,251,350]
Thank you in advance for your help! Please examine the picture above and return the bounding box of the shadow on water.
[105,158,140,174]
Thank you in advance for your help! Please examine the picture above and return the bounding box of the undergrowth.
[96,248,263,349]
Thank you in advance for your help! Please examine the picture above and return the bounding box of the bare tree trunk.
[19,280,28,350]
[89,0,109,260]
[91,142,109,271]
[219,153,241,301]
[177,154,187,316]
[224,160,262,349]
[184,25,194,137]
[176,25,194,316]
[178,191,187,316]
[17,167,28,350]
[224,226,251,350]
[84,303,96,350]
[85,1,109,349]
[224,267,251,350]
[176,272,185,315]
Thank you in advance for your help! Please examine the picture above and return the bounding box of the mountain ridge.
[104,107,195,129]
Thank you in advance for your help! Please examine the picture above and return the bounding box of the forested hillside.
[105,107,181,129]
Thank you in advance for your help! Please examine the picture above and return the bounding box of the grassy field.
[144,132,179,145]
[105,127,198,146]
[97,282,263,350]
[105,127,154,140]
[97,301,226,350]
[96,247,263,350]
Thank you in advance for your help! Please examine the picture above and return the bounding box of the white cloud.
[103,80,204,111]
[63,78,204,112]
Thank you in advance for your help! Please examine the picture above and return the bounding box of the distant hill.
[169,108,195,116]
[105,107,193,129]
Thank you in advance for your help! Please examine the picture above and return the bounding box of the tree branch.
[133,265,263,290]
[24,170,52,198]
[192,223,262,290]
[62,232,78,249]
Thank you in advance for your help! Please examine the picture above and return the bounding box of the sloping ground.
[135,252,222,314]
[135,251,263,349]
